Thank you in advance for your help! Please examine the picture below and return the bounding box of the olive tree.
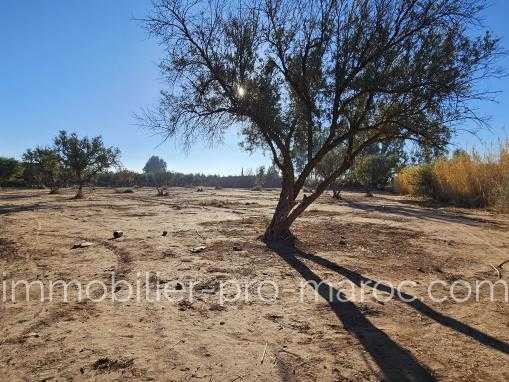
[22,147,62,193]
[142,0,501,242]
[352,141,404,196]
[143,155,167,174]
[143,155,169,194]
[0,157,22,184]
[54,131,120,198]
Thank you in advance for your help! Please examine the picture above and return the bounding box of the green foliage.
[143,156,168,187]
[352,142,405,192]
[0,157,23,183]
[143,156,167,174]
[54,131,120,184]
[22,147,62,190]
[54,130,120,197]
[316,142,404,193]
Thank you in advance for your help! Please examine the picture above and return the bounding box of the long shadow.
[0,203,46,215]
[0,192,45,201]
[342,198,504,228]
[273,243,437,381]
[292,249,509,355]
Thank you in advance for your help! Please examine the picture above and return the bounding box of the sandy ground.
[0,187,508,381]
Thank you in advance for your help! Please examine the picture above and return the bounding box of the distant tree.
[0,157,22,184]
[22,147,62,193]
[143,156,168,192]
[316,148,346,199]
[54,131,120,198]
[352,142,405,196]
[116,169,138,187]
[143,0,500,243]
[452,148,470,159]
[264,165,281,188]
[143,156,167,174]
[255,166,266,187]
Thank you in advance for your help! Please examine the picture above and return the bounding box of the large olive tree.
[142,0,501,242]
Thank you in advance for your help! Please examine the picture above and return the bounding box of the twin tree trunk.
[264,192,295,243]
[264,178,314,243]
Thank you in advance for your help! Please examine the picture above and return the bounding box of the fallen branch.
[260,342,268,364]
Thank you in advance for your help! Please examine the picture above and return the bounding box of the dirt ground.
[0,187,508,381]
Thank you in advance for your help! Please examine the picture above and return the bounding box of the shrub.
[394,142,509,210]
[394,165,423,195]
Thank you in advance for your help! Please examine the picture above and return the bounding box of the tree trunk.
[332,184,342,199]
[263,183,296,244]
[365,184,373,197]
[75,184,84,199]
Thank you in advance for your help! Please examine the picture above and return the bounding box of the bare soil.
[0,187,508,381]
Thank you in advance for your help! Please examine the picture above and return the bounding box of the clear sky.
[1,0,508,174]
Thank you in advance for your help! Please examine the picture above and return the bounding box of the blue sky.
[1,0,508,174]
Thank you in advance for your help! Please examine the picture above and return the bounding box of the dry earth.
[0,187,508,381]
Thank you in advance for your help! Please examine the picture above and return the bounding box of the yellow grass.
[394,142,509,210]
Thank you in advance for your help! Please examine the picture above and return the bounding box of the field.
[0,187,508,381]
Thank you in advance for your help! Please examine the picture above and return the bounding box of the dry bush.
[394,165,423,195]
[395,142,509,210]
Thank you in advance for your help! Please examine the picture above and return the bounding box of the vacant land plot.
[0,187,508,381]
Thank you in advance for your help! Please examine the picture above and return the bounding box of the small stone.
[113,231,123,239]
[175,282,183,290]
[72,242,94,249]
[190,245,206,253]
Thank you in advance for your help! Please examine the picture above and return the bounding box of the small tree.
[22,147,62,193]
[352,142,405,196]
[0,157,22,185]
[54,131,120,198]
[143,156,167,174]
[255,166,266,188]
[143,0,501,243]
[116,169,138,187]
[143,155,169,194]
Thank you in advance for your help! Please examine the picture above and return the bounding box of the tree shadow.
[342,197,504,228]
[0,192,46,201]
[0,203,58,215]
[271,242,437,381]
[285,245,509,355]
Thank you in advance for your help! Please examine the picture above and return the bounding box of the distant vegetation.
[4,139,509,214]
[395,143,509,211]
[0,130,120,198]
[96,164,282,189]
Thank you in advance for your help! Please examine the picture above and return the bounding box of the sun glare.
[237,85,246,97]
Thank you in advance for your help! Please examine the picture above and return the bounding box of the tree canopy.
[22,147,62,193]
[143,156,167,174]
[54,130,120,198]
[0,157,22,183]
[143,0,501,242]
